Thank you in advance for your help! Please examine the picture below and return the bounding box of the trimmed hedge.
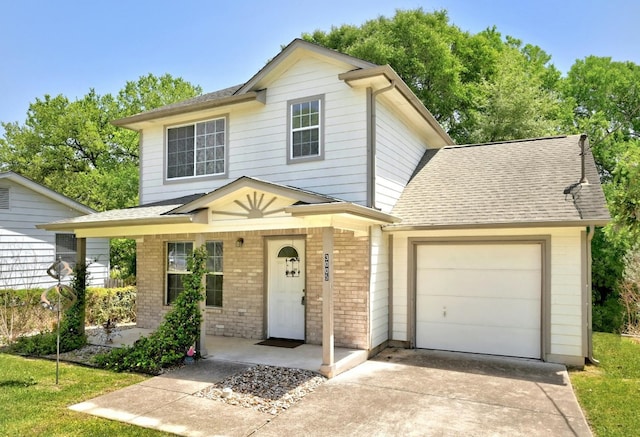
[1,285,137,347]
[85,286,137,326]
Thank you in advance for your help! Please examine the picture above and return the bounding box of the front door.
[267,239,305,340]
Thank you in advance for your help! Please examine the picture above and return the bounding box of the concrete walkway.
[70,348,592,436]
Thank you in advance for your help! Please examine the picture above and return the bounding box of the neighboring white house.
[40,39,609,375]
[0,172,109,289]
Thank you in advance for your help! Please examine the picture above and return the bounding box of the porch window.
[166,241,224,306]
[205,241,223,307]
[55,233,77,267]
[166,116,226,180]
[287,95,324,163]
[167,241,192,305]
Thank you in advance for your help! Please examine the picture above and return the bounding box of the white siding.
[140,57,368,205]
[0,180,109,289]
[389,227,586,364]
[369,226,389,349]
[375,99,430,213]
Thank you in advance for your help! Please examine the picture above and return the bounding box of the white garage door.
[416,243,542,359]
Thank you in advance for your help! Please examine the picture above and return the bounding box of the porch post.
[319,226,335,378]
[76,237,87,335]
[195,235,209,357]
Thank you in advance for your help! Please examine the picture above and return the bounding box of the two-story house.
[40,39,609,376]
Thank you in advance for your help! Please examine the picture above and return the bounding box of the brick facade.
[136,227,371,350]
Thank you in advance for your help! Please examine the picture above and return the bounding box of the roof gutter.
[285,202,400,224]
[36,213,201,231]
[384,219,611,232]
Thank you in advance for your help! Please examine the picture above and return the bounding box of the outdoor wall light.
[236,237,244,248]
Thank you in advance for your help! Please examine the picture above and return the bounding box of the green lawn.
[0,353,172,436]
[570,333,640,437]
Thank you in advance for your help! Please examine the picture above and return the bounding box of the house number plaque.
[324,253,330,281]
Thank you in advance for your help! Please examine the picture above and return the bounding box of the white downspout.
[368,80,396,209]
[586,224,599,364]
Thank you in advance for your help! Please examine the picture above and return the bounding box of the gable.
[0,172,94,214]
[236,39,376,94]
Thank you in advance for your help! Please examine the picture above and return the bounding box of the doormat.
[256,338,304,348]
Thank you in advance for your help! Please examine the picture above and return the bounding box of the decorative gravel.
[194,365,326,415]
[45,344,112,365]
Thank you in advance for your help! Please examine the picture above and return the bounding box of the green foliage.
[593,296,625,333]
[95,246,206,374]
[58,263,88,351]
[0,288,55,344]
[570,334,640,436]
[8,264,88,355]
[467,46,567,143]
[85,286,137,326]
[0,73,201,211]
[303,8,562,144]
[110,238,137,281]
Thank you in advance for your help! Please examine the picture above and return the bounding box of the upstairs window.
[287,95,324,163]
[167,117,226,180]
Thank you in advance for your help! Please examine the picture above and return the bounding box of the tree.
[304,9,495,140]
[0,73,202,211]
[562,57,640,330]
[303,9,564,145]
[467,46,566,143]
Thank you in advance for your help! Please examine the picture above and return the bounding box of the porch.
[88,327,368,376]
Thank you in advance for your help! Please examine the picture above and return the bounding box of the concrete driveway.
[258,349,591,436]
[70,348,591,436]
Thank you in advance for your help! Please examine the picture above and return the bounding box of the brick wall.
[135,227,371,349]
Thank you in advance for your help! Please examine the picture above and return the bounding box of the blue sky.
[1,0,638,131]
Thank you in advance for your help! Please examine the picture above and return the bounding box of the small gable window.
[166,116,227,180]
[287,95,324,163]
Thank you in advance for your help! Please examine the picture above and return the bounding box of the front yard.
[0,353,170,436]
[2,332,638,436]
[570,332,640,436]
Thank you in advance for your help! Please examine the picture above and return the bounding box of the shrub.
[593,293,625,333]
[0,288,55,344]
[85,286,137,326]
[95,246,206,374]
[8,262,88,355]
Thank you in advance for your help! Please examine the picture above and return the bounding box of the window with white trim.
[287,96,324,162]
[167,117,226,179]
[205,241,223,307]
[166,241,224,306]
[55,233,77,267]
[167,241,192,304]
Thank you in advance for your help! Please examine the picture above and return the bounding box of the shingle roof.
[38,177,342,230]
[131,84,243,118]
[390,135,610,228]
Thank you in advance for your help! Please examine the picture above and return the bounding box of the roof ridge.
[446,135,570,150]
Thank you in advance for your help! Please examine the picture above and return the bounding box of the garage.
[415,242,542,359]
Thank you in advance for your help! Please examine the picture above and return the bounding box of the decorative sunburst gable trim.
[211,191,286,219]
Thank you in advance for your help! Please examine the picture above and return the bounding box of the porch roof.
[37,177,398,238]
